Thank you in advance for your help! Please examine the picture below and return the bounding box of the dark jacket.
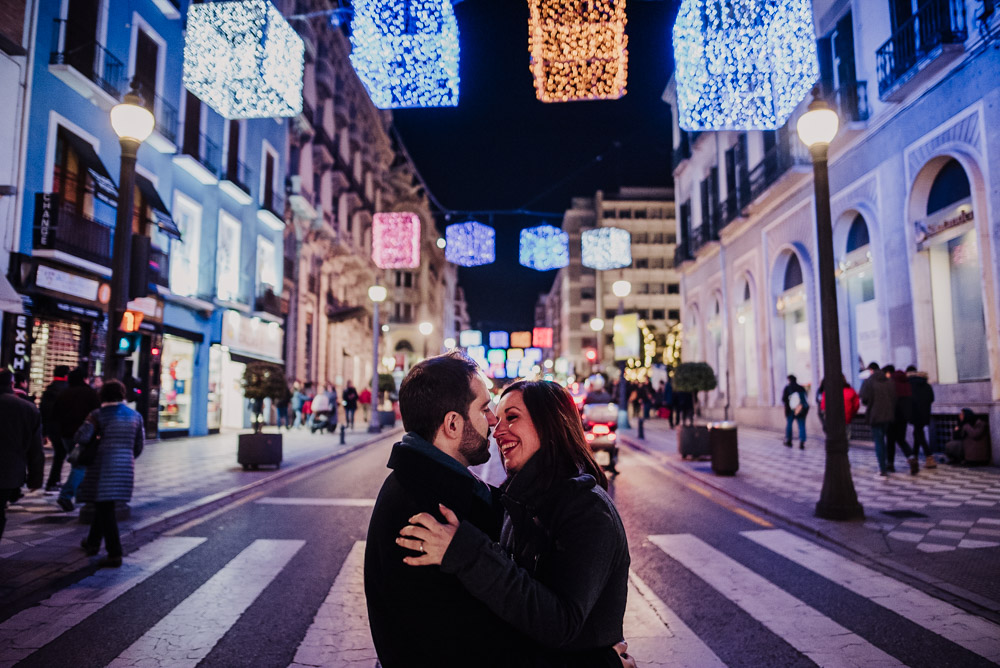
[54,382,100,440]
[892,370,913,424]
[342,386,358,410]
[364,434,519,668]
[782,382,809,418]
[0,387,44,490]
[907,372,935,426]
[859,374,896,424]
[39,378,68,437]
[442,454,630,667]
[76,404,144,503]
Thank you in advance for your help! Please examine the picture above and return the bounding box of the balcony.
[220,159,254,205]
[33,200,112,270]
[173,133,220,185]
[145,92,179,153]
[833,80,870,124]
[747,141,811,204]
[876,0,967,100]
[288,174,318,220]
[48,19,125,111]
[255,287,284,319]
[672,241,691,268]
[292,97,315,141]
[325,291,365,323]
[257,190,285,231]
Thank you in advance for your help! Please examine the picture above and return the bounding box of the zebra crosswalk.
[1,530,997,667]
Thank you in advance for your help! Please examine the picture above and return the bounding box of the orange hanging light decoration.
[527,0,628,103]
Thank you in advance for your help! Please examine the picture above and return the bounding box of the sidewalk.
[0,424,401,604]
[619,418,1000,617]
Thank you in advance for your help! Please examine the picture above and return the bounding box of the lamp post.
[105,83,154,380]
[796,91,863,520]
[589,317,604,369]
[368,284,388,434]
[612,279,631,428]
[418,321,434,359]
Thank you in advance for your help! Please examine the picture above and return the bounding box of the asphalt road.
[3,436,998,668]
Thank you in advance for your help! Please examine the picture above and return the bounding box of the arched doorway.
[840,214,878,388]
[918,159,988,382]
[776,253,812,386]
[734,278,759,403]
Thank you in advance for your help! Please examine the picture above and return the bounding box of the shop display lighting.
[519,224,569,271]
[673,0,818,130]
[445,221,495,267]
[372,212,421,269]
[183,0,304,119]
[581,227,631,270]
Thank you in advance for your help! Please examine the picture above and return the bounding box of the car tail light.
[608,433,616,441]
[585,432,595,442]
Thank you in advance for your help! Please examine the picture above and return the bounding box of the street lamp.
[589,317,604,368]
[418,321,433,358]
[796,90,863,520]
[611,279,631,427]
[105,83,154,379]
[444,337,456,349]
[368,284,388,434]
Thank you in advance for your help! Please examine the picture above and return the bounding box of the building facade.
[2,0,289,437]
[666,0,1000,460]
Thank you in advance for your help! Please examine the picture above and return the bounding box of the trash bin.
[709,421,738,475]
[678,424,710,459]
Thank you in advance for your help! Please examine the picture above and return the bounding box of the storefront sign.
[126,296,164,324]
[36,265,99,301]
[613,313,640,361]
[221,309,283,361]
[33,193,59,248]
[915,201,974,248]
[3,313,32,372]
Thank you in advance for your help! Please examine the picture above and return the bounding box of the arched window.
[743,281,751,302]
[736,278,758,400]
[845,214,870,253]
[394,340,414,352]
[783,254,803,290]
[926,159,971,215]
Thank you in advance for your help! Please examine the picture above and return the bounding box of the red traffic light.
[584,349,597,361]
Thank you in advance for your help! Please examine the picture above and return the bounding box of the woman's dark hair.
[398,351,480,442]
[99,378,126,403]
[501,380,608,490]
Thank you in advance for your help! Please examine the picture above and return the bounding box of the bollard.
[637,417,645,440]
[340,423,347,445]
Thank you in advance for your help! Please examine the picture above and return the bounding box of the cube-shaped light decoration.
[487,348,507,365]
[350,0,460,109]
[582,227,632,270]
[673,0,819,130]
[372,212,421,269]
[519,224,569,271]
[524,347,543,363]
[460,330,483,348]
[510,331,533,349]
[507,348,524,361]
[532,327,553,348]
[506,360,521,378]
[183,0,304,119]
[489,331,509,349]
[527,0,628,103]
[446,221,495,267]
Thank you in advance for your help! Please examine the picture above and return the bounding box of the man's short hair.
[53,365,71,377]
[0,369,13,388]
[398,351,481,442]
[99,378,126,403]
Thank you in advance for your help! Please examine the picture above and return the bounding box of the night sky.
[392,0,680,332]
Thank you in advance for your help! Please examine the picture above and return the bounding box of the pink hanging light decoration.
[372,212,421,268]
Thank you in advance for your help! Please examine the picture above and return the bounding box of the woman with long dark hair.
[398,380,632,667]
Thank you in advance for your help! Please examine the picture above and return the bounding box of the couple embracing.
[364,351,634,667]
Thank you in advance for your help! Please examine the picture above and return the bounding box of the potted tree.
[238,362,287,470]
[377,373,397,427]
[672,362,718,460]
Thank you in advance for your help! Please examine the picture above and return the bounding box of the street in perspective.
[2,0,1000,667]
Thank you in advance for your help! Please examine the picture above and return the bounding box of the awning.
[0,273,24,314]
[136,174,182,240]
[60,130,118,208]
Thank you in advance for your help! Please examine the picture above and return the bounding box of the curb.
[618,432,1000,621]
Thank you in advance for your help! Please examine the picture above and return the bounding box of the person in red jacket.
[821,374,861,439]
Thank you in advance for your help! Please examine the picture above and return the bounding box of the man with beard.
[365,351,522,667]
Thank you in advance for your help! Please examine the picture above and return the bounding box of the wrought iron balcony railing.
[35,201,112,267]
[833,80,870,123]
[182,132,221,177]
[223,158,253,195]
[876,0,967,96]
[256,287,284,317]
[50,19,126,100]
[747,141,811,203]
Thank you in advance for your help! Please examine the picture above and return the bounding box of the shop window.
[160,335,195,430]
[926,159,970,215]
[256,235,278,294]
[216,211,241,301]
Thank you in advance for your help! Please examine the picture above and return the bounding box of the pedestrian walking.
[291,383,307,428]
[54,368,100,511]
[674,389,694,426]
[820,374,860,438]
[907,365,936,468]
[886,365,918,474]
[76,379,145,568]
[859,362,916,477]
[342,381,359,429]
[0,369,44,542]
[40,365,70,491]
[781,375,809,449]
[359,385,372,423]
[275,384,292,431]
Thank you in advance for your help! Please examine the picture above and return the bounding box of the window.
[667,233,676,244]
[581,287,595,299]
[395,271,413,288]
[845,214,870,253]
[619,209,632,219]
[638,309,649,320]
[581,313,591,324]
[132,23,162,108]
[605,309,616,320]
[635,209,647,219]
[651,232,664,244]
[633,232,648,244]
[635,258,649,269]
[652,309,665,320]
[650,258,665,269]
[603,209,615,219]
[784,254,804,290]
[260,142,278,210]
[668,309,680,321]
[216,211,241,301]
[256,235,278,294]
[64,0,102,78]
[667,283,680,294]
[226,120,244,184]
[170,192,201,297]
[649,283,665,294]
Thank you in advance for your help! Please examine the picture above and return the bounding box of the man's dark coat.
[0,387,44,490]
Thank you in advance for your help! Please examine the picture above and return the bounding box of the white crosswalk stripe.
[0,536,205,668]
[108,539,305,668]
[649,533,905,668]
[743,529,1000,663]
[289,541,377,668]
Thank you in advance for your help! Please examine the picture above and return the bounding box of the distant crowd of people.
[271,380,368,433]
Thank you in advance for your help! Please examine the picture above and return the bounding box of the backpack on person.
[789,390,807,416]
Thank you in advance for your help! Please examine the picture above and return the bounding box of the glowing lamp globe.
[797,97,840,148]
[445,221,495,267]
[612,280,631,298]
[590,317,605,332]
[418,322,434,336]
[111,93,155,143]
[350,0,460,109]
[673,0,819,130]
[183,0,304,119]
[372,212,421,269]
[519,224,569,271]
[368,285,388,303]
[582,227,632,270]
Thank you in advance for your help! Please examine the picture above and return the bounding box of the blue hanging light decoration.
[673,0,819,130]
[519,224,569,271]
[581,227,632,270]
[349,0,460,109]
[445,221,495,267]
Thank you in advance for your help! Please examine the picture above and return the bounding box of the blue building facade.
[3,0,289,437]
